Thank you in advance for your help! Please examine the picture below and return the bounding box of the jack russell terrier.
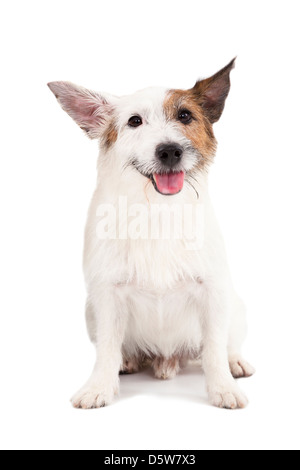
[48,58,255,410]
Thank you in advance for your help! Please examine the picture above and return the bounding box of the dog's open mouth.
[130,161,185,196]
[151,172,185,196]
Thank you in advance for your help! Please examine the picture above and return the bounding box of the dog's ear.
[47,81,114,139]
[192,58,236,124]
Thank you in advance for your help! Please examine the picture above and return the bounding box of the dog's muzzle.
[131,142,187,196]
[151,143,185,195]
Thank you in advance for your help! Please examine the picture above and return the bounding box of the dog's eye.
[178,109,192,124]
[128,115,143,128]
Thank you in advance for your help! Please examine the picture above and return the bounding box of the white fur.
[48,81,254,410]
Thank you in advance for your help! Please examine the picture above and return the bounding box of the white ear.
[47,81,114,139]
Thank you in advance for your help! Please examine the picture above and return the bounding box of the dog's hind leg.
[228,295,255,379]
[120,355,142,374]
[229,354,256,378]
[152,356,181,380]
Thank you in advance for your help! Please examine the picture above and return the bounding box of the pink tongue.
[154,171,185,195]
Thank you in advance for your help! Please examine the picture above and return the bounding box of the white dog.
[48,59,255,410]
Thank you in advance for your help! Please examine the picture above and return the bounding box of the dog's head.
[48,59,235,196]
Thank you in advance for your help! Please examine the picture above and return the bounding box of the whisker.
[186,178,199,200]
[121,162,131,173]
[188,173,198,184]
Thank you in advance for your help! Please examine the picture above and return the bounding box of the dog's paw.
[153,356,180,380]
[229,355,256,379]
[120,357,140,375]
[71,383,117,409]
[208,380,248,410]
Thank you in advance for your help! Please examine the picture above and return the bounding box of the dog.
[48,58,255,410]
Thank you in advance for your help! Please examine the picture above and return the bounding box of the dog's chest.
[122,280,204,357]
[124,237,205,287]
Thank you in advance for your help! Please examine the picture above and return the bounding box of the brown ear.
[192,58,236,123]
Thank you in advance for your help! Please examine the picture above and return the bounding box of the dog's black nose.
[156,143,183,168]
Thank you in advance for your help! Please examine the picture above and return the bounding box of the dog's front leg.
[71,284,127,409]
[202,284,248,410]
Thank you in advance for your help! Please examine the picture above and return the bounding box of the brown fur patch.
[164,89,217,170]
[102,119,118,148]
[163,59,235,170]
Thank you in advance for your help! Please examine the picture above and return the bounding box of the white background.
[0,0,299,451]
